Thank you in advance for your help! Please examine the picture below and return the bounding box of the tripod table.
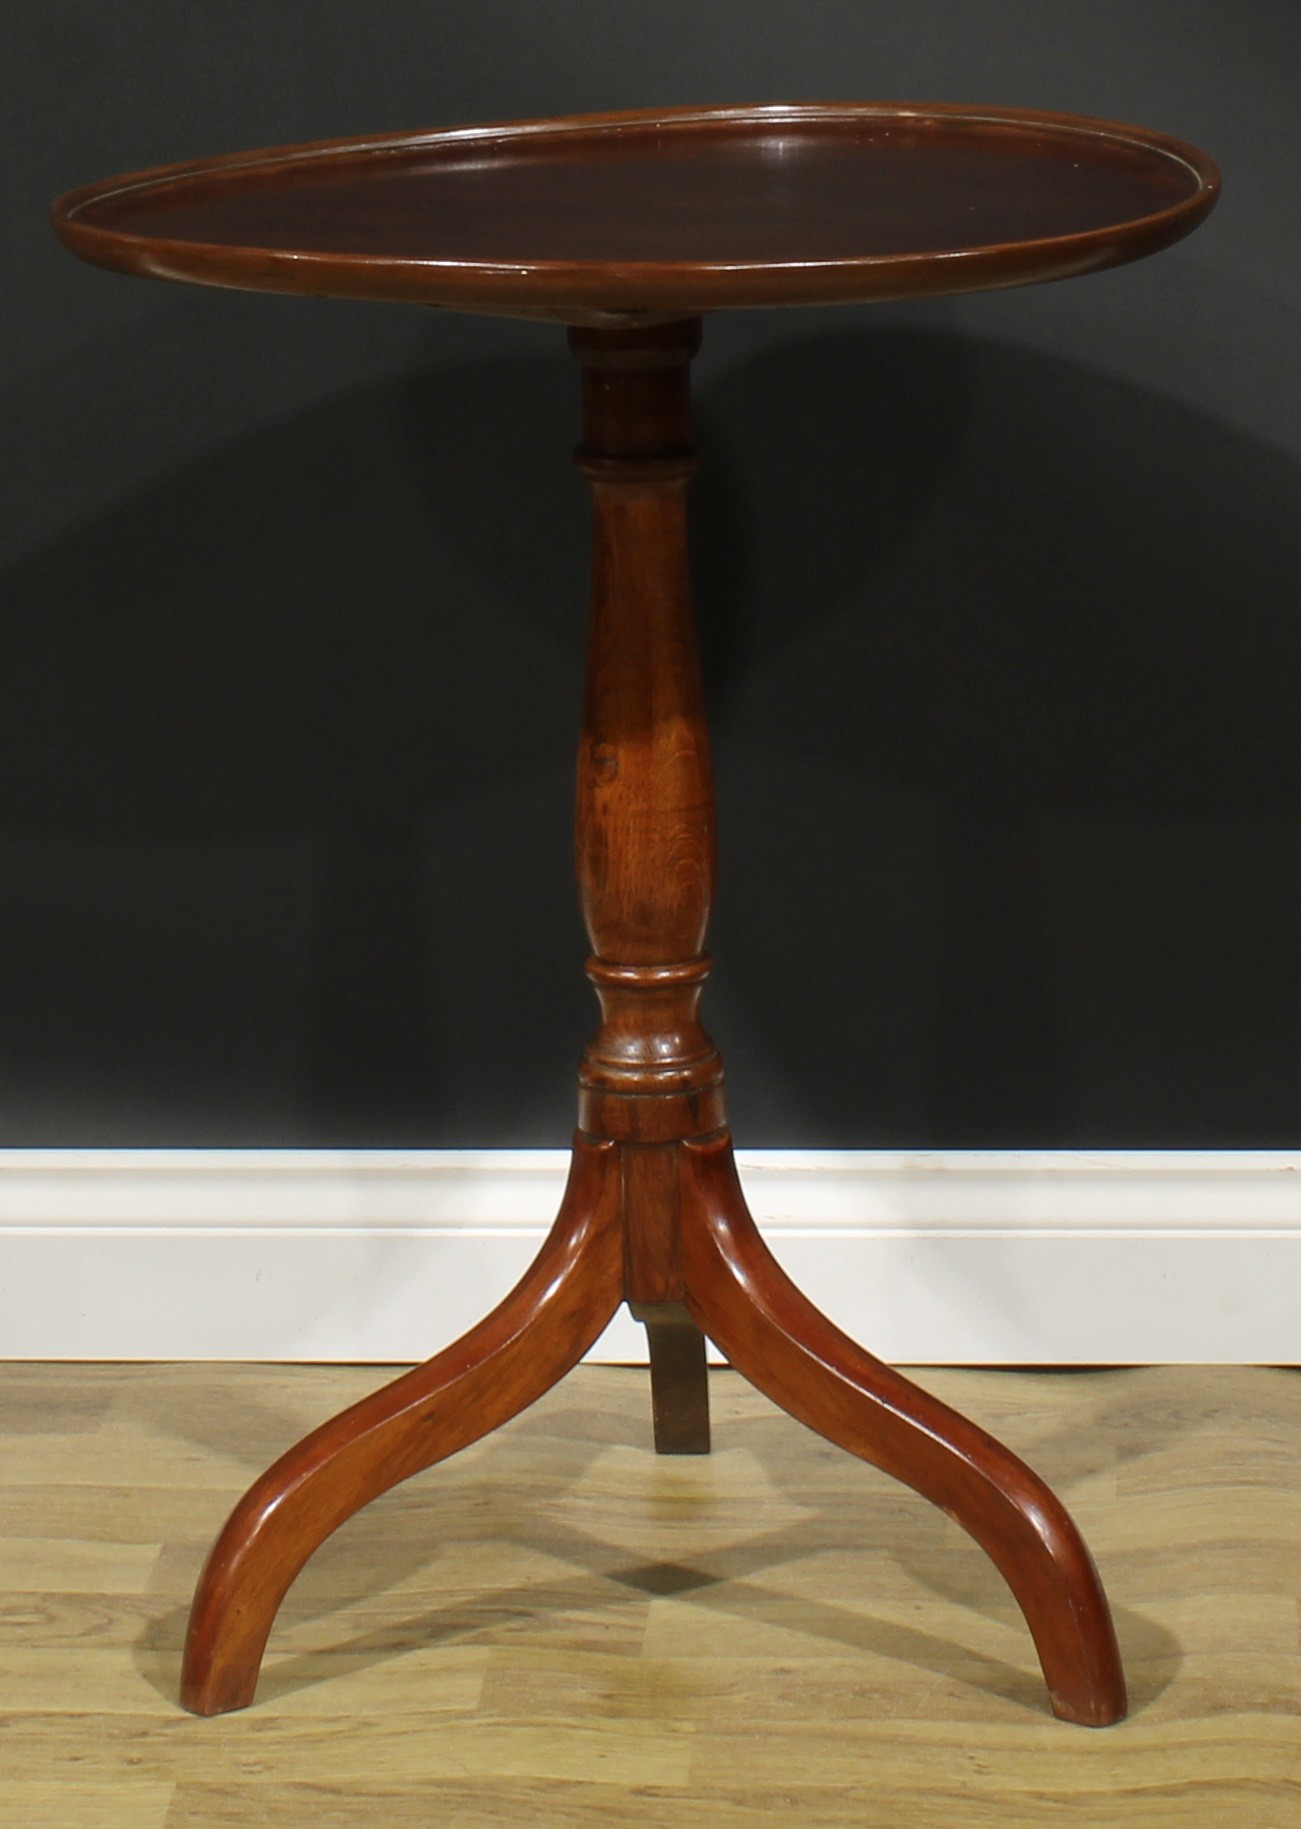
[53,101,1219,1726]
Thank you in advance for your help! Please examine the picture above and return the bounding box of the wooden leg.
[180,1136,623,1716]
[564,320,1123,1724]
[630,1301,711,1454]
[177,318,1127,1728]
[679,1133,1128,1727]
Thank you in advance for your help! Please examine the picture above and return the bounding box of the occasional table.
[53,102,1219,1726]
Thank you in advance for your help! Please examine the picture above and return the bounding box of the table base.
[179,319,1127,1729]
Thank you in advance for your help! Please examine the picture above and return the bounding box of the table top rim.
[51,100,1221,325]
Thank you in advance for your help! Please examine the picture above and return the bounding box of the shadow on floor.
[131,1363,1183,1720]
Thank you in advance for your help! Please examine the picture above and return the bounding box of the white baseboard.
[0,1149,1296,1364]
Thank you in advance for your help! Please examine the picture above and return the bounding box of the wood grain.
[570,316,1124,1725]
[680,1133,1127,1724]
[571,319,725,1147]
[45,112,1230,1740]
[0,1362,1295,1826]
[180,1140,623,1715]
[50,103,1219,325]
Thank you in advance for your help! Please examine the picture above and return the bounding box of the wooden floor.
[0,1361,1295,1826]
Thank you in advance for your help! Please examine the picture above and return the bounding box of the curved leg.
[679,1134,1127,1727]
[181,1135,623,1716]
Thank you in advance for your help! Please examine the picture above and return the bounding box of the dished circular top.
[52,103,1219,324]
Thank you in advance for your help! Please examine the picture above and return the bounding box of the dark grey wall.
[4,4,1299,1145]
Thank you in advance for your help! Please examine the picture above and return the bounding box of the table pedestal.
[180,319,1127,1728]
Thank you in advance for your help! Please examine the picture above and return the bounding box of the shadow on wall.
[0,323,1299,1144]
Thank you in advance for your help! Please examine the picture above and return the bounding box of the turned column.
[569,318,718,1450]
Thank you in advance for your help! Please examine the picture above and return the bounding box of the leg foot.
[680,1134,1127,1726]
[631,1302,711,1454]
[181,1136,623,1716]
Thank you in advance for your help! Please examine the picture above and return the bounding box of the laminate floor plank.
[0,1534,160,1594]
[0,1363,1292,1826]
[0,1780,174,1829]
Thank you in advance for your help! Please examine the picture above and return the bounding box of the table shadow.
[129,1363,1182,1720]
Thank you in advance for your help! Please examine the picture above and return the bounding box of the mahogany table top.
[51,102,1219,325]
